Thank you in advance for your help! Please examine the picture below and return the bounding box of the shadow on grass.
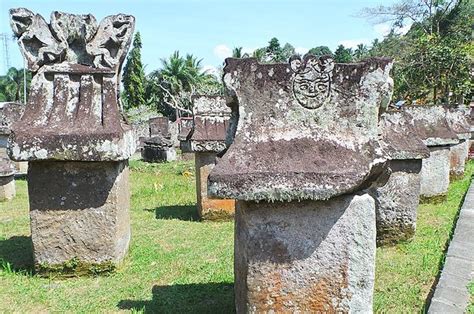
[117,282,234,313]
[144,205,199,221]
[0,235,34,274]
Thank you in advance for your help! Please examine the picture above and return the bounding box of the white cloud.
[213,44,232,60]
[374,23,392,37]
[373,21,413,38]
[295,47,308,55]
[202,64,220,78]
[337,39,371,49]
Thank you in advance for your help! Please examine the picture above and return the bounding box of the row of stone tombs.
[0,8,473,311]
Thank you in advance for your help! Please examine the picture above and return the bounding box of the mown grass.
[0,159,472,312]
[468,281,474,313]
[374,161,474,312]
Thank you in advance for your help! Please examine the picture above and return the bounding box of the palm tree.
[354,44,369,61]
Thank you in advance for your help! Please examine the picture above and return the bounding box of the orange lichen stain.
[200,198,236,221]
[248,267,350,313]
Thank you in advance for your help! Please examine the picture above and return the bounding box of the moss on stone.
[35,258,117,278]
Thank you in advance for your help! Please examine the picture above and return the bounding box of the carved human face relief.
[290,55,334,109]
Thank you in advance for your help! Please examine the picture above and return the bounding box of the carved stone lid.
[403,105,459,147]
[445,106,471,140]
[8,9,135,161]
[379,110,430,160]
[208,56,394,202]
[188,96,231,153]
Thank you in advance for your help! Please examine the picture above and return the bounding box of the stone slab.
[195,152,234,220]
[420,146,450,198]
[28,160,130,271]
[234,194,376,313]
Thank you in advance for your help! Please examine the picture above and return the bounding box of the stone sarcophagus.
[0,102,26,173]
[372,110,429,245]
[404,105,459,202]
[142,116,176,162]
[445,106,470,179]
[208,55,394,312]
[9,8,135,274]
[184,95,235,220]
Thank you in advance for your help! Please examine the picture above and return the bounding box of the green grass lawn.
[0,160,472,312]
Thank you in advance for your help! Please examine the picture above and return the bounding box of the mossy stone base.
[35,259,117,278]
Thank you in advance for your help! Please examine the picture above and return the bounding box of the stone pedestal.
[29,161,130,273]
[142,144,176,162]
[235,194,376,313]
[371,160,422,245]
[450,139,468,179]
[374,110,428,245]
[209,56,394,311]
[404,105,459,202]
[195,152,235,220]
[420,146,451,201]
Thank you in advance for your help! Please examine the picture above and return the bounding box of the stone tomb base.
[420,146,451,202]
[142,146,177,163]
[450,140,468,179]
[28,161,130,275]
[195,152,235,220]
[234,194,376,313]
[371,160,422,246]
[0,175,15,201]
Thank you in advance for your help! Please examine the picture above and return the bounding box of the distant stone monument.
[445,106,470,179]
[372,110,429,245]
[142,117,176,162]
[9,8,135,274]
[183,95,235,220]
[0,157,15,201]
[404,105,459,202]
[0,102,27,173]
[209,55,394,312]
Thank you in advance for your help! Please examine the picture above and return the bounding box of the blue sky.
[0,0,399,75]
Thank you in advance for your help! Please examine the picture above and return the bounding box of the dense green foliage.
[0,67,31,103]
[364,0,473,104]
[122,32,146,109]
[145,51,222,120]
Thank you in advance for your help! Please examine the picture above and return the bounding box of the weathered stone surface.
[450,140,469,178]
[209,56,393,311]
[446,106,470,177]
[9,8,134,273]
[182,96,235,220]
[28,161,130,269]
[420,146,451,200]
[0,102,27,172]
[8,8,135,162]
[195,152,235,220]
[0,157,16,201]
[404,105,458,200]
[209,57,393,202]
[149,116,170,137]
[235,194,376,313]
[404,105,459,147]
[370,160,422,245]
[187,95,231,153]
[372,111,428,245]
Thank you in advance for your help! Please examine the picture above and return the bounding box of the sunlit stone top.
[8,8,135,161]
[208,55,394,202]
